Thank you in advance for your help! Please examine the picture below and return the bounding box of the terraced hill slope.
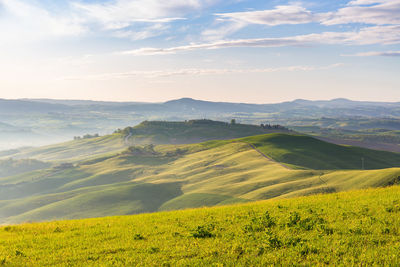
[1,186,400,265]
[1,133,399,224]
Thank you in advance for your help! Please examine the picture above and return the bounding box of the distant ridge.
[0,97,399,151]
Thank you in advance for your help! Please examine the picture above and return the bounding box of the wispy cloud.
[208,0,400,40]
[0,0,85,43]
[214,4,326,26]
[120,25,400,55]
[71,0,204,30]
[342,50,400,57]
[323,0,400,25]
[0,0,217,43]
[61,63,343,81]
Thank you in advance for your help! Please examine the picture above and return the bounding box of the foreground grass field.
[1,186,399,266]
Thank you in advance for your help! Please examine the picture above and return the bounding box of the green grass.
[0,158,51,178]
[1,185,400,266]
[241,133,400,170]
[122,120,289,145]
[0,133,126,162]
[0,120,290,162]
[1,135,399,224]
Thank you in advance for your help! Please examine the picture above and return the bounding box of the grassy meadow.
[1,132,400,224]
[1,185,399,266]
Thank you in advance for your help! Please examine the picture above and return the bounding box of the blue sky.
[0,0,399,103]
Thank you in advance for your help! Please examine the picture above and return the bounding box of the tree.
[231,119,236,125]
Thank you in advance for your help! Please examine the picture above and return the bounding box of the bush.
[133,233,145,240]
[191,225,215,238]
[243,211,276,233]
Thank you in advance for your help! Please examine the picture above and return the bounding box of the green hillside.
[121,120,289,145]
[0,120,289,162]
[1,186,400,266]
[0,158,51,178]
[1,133,399,224]
[242,133,400,170]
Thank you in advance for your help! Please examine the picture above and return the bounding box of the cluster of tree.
[260,124,288,130]
[54,163,74,170]
[125,144,158,156]
[165,148,187,157]
[73,133,99,140]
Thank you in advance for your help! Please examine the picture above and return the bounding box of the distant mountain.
[0,99,70,113]
[1,97,398,116]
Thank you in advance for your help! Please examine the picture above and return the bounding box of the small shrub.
[287,212,301,227]
[287,237,303,247]
[172,232,181,237]
[322,226,334,235]
[15,250,25,257]
[385,204,400,213]
[133,233,145,240]
[298,245,318,256]
[349,227,363,235]
[148,247,160,254]
[3,226,16,232]
[191,225,215,238]
[54,227,63,233]
[243,211,276,233]
[233,246,244,259]
[257,247,265,256]
[265,232,282,249]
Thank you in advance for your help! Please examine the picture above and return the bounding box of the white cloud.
[214,5,326,26]
[323,0,400,25]
[347,0,386,5]
[201,20,247,41]
[61,63,343,81]
[208,0,400,40]
[120,25,400,55]
[0,0,217,43]
[72,0,212,30]
[113,24,171,40]
[343,50,400,56]
[0,0,85,43]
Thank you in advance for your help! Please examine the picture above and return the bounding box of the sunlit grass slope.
[123,120,289,145]
[0,120,289,162]
[1,186,399,266]
[0,133,125,162]
[1,136,399,224]
[242,133,400,170]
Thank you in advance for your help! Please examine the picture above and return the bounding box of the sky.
[0,0,399,103]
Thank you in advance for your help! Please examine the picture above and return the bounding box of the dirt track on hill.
[238,142,291,170]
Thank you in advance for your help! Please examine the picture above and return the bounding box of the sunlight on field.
[1,186,399,265]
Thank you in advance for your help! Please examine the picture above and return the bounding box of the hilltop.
[120,119,290,145]
[1,185,399,265]
[1,120,289,161]
[1,131,399,224]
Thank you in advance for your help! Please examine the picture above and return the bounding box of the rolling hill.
[0,120,290,161]
[1,185,400,265]
[0,130,399,224]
